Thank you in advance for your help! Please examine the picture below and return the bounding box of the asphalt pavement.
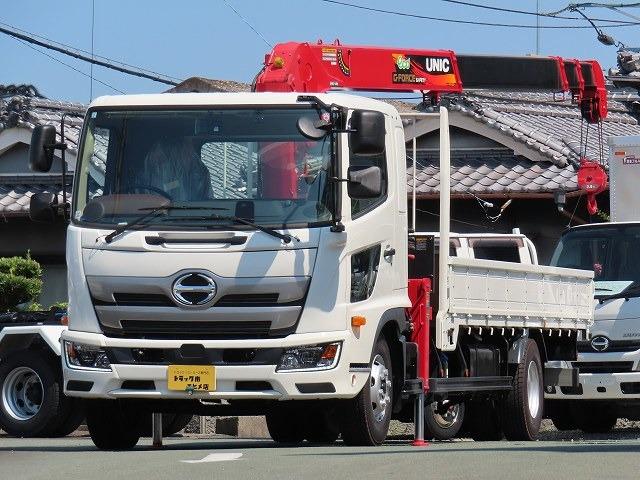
[2,434,640,480]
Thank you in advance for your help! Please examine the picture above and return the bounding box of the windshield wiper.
[598,282,640,303]
[158,213,299,244]
[595,287,612,292]
[103,205,227,243]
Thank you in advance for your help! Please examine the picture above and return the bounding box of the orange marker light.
[273,56,285,68]
[321,343,339,360]
[351,316,366,327]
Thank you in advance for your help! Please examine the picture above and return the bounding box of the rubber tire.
[339,338,393,446]
[304,407,340,444]
[0,350,64,438]
[164,414,193,436]
[547,401,577,431]
[424,400,465,441]
[265,404,305,443]
[50,398,85,437]
[573,404,617,433]
[502,339,543,441]
[86,399,141,450]
[467,399,504,441]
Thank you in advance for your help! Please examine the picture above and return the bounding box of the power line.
[549,2,640,15]
[440,0,637,22]
[12,37,125,94]
[320,0,640,28]
[222,0,272,48]
[0,23,181,86]
[0,20,183,83]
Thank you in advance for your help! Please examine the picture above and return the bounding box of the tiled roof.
[0,175,66,217]
[1,87,82,216]
[407,89,640,196]
[0,94,85,157]
[408,150,576,197]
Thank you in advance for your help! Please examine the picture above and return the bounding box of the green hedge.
[0,255,43,312]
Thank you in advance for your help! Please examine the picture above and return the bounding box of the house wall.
[0,143,65,174]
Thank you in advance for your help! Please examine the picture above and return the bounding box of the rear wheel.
[86,399,141,450]
[164,414,193,436]
[547,401,577,431]
[502,340,543,441]
[50,398,85,437]
[340,338,393,446]
[573,403,617,433]
[424,400,465,440]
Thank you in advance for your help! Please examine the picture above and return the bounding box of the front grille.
[103,320,273,340]
[101,292,290,307]
[574,361,635,374]
[578,340,640,353]
[215,293,280,307]
[112,293,174,307]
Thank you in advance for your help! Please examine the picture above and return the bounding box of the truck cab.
[546,222,640,430]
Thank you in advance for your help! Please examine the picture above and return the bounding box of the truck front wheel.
[265,403,305,443]
[86,399,141,450]
[502,339,543,440]
[339,338,393,446]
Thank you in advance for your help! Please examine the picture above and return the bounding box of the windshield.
[550,225,640,296]
[73,108,334,229]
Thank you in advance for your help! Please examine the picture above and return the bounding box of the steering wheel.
[130,184,173,201]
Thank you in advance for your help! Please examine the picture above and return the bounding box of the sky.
[1,0,638,104]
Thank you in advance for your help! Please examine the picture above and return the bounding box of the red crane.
[254,40,610,214]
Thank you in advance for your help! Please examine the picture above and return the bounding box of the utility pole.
[536,0,540,55]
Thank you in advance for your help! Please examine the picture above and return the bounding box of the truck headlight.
[64,341,112,371]
[276,342,341,372]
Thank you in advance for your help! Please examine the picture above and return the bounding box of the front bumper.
[545,351,640,400]
[61,330,370,401]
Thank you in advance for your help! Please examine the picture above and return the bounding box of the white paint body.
[547,136,640,402]
[61,93,593,402]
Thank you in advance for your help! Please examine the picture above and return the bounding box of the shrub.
[0,254,43,312]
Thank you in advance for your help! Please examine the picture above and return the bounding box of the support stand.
[412,383,428,447]
[152,413,163,448]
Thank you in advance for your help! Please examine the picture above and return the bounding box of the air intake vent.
[112,293,174,307]
[215,294,280,307]
[104,320,273,340]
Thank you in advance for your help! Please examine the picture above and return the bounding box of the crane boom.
[254,40,610,214]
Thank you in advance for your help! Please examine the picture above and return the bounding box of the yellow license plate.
[167,365,215,392]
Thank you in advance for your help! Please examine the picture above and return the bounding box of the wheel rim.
[369,354,391,423]
[1,367,43,421]
[430,401,461,429]
[526,360,541,419]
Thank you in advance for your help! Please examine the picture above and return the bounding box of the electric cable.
[440,0,636,22]
[12,37,125,94]
[0,24,180,86]
[319,0,640,28]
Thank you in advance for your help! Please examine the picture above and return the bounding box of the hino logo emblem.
[591,335,610,352]
[172,273,217,306]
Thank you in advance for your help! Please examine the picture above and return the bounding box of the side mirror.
[350,110,385,155]
[29,125,57,172]
[30,192,58,223]
[347,166,383,199]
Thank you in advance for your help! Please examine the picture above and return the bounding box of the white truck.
[546,135,640,432]
[27,92,593,449]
